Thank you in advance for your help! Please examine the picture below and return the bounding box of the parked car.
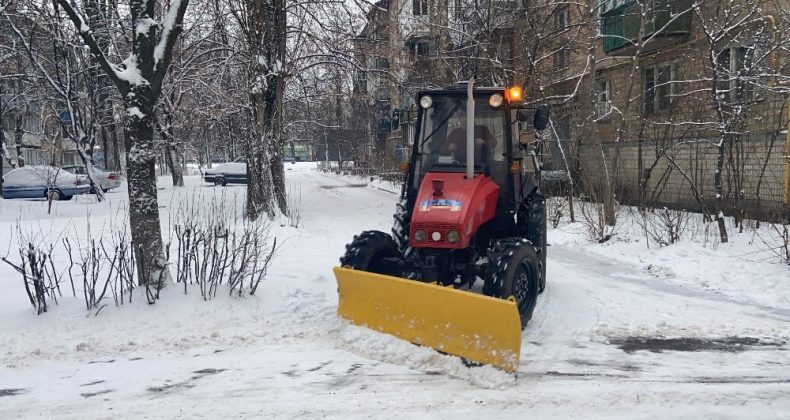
[62,165,122,192]
[1,165,90,200]
[204,160,247,186]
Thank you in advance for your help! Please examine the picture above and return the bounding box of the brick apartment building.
[530,0,789,220]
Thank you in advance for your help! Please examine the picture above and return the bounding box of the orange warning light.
[506,86,523,103]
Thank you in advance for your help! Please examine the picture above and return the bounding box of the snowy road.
[1,165,788,418]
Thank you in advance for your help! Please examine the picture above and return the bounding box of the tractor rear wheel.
[340,231,401,277]
[487,238,540,329]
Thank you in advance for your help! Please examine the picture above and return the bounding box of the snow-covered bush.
[287,184,302,228]
[578,200,619,243]
[170,194,277,299]
[1,238,62,315]
[62,229,137,310]
[546,196,569,228]
[635,207,690,247]
[756,222,790,265]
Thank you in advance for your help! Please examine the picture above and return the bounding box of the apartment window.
[369,19,379,40]
[24,115,38,132]
[415,40,431,57]
[553,48,570,71]
[378,75,390,100]
[355,70,367,92]
[377,100,391,117]
[375,57,390,69]
[413,0,428,16]
[555,6,570,32]
[454,0,464,19]
[62,151,78,166]
[601,0,625,14]
[643,63,674,116]
[596,79,611,118]
[715,45,764,104]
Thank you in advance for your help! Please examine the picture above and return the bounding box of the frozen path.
[1,166,788,418]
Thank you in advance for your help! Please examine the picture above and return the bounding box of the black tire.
[340,230,401,276]
[487,238,540,329]
[539,204,547,293]
[47,189,62,201]
[517,192,547,293]
[391,198,411,255]
[214,177,226,186]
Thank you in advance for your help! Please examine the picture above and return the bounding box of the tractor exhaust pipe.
[466,77,475,180]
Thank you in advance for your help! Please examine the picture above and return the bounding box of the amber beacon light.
[506,86,523,103]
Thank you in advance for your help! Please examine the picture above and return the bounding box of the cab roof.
[416,84,506,98]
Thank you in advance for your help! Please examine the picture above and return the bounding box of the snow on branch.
[154,0,186,69]
[54,0,127,92]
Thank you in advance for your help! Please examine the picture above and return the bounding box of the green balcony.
[601,0,692,55]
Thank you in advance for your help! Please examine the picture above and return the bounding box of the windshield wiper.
[419,102,462,149]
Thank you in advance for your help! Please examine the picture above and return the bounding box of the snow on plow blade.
[333,266,522,372]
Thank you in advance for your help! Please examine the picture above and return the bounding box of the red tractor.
[335,81,549,371]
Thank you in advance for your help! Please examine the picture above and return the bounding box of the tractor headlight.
[447,230,460,244]
[488,93,503,108]
[414,229,427,242]
[419,95,433,109]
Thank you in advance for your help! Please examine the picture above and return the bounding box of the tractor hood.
[409,172,500,249]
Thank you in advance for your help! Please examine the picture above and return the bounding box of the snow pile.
[550,210,790,311]
[339,325,515,389]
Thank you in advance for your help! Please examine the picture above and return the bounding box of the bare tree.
[53,0,190,289]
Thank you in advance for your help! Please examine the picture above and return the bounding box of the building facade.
[528,0,789,220]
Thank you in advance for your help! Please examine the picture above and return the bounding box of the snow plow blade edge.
[333,266,522,372]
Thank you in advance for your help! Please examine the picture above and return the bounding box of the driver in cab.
[441,125,497,166]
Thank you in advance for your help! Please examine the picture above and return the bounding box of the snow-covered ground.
[1,162,788,419]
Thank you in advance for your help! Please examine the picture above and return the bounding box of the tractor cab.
[413,88,510,187]
[404,82,549,251]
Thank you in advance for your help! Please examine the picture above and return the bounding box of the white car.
[62,165,123,192]
[1,165,90,200]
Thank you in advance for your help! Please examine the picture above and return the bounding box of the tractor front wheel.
[340,231,401,277]
[487,239,540,329]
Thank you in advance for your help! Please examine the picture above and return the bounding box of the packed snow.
[1,162,788,418]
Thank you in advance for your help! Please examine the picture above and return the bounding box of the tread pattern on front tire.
[517,190,547,293]
[340,230,400,275]
[391,199,411,256]
[487,237,541,329]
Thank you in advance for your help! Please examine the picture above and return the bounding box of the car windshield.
[415,94,506,185]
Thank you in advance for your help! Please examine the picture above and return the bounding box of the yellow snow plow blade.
[333,266,522,372]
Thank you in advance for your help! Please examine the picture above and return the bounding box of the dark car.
[204,160,247,186]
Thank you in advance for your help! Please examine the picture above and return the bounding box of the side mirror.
[516,106,550,131]
[533,106,550,131]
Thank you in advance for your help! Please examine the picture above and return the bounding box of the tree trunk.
[109,120,122,172]
[14,117,23,166]
[714,136,729,243]
[245,112,276,220]
[165,141,184,187]
[244,0,287,219]
[100,125,111,169]
[125,90,170,289]
[585,13,615,227]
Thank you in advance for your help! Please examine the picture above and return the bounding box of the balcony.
[601,0,692,56]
